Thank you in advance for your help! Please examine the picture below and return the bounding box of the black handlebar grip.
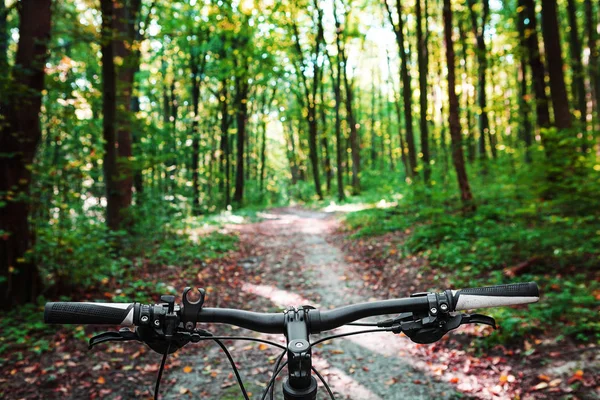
[452,282,539,311]
[44,302,138,325]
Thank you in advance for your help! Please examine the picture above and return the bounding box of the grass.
[341,160,600,344]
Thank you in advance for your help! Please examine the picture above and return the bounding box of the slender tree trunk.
[517,0,533,163]
[566,0,587,146]
[320,78,332,192]
[101,0,120,230]
[0,0,7,73]
[443,0,474,206]
[110,0,141,229]
[233,76,249,205]
[259,121,267,193]
[0,0,51,307]
[584,0,599,144]
[468,0,490,160]
[334,8,360,194]
[522,0,551,131]
[191,76,200,211]
[416,0,430,183]
[218,81,231,206]
[459,19,476,163]
[330,54,345,201]
[370,72,377,166]
[384,0,418,177]
[541,0,572,130]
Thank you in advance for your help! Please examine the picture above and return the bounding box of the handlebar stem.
[283,307,317,399]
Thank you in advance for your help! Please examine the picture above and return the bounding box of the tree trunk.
[459,19,476,163]
[333,7,359,194]
[370,72,377,166]
[416,0,430,183]
[101,0,141,231]
[0,0,7,72]
[541,0,572,130]
[522,0,551,130]
[291,6,323,200]
[0,0,51,307]
[384,0,418,177]
[585,0,599,138]
[320,77,332,192]
[259,121,267,193]
[219,82,231,207]
[233,76,249,205]
[342,66,360,194]
[330,53,345,201]
[443,0,474,206]
[101,0,119,230]
[566,0,587,147]
[517,0,533,163]
[468,0,490,161]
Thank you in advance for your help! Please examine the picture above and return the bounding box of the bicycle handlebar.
[45,302,137,325]
[44,282,540,333]
[452,282,539,311]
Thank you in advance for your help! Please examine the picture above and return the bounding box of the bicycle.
[44,281,540,399]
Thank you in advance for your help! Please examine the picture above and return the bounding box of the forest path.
[167,207,460,399]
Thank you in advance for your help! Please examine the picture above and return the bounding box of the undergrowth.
[343,158,600,344]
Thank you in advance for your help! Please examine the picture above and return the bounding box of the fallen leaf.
[183,366,193,373]
[97,376,106,384]
[258,343,269,351]
[531,382,548,391]
[537,374,551,382]
[449,377,459,384]
[549,378,562,387]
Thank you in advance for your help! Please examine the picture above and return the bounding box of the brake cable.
[311,327,394,347]
[154,341,171,400]
[269,350,287,400]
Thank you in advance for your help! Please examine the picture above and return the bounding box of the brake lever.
[391,313,496,344]
[462,313,497,329]
[89,328,140,349]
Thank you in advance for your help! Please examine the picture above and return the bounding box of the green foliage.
[344,160,600,344]
[0,303,54,358]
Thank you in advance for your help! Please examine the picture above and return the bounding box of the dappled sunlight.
[322,198,399,214]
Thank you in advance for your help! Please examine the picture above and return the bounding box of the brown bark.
[458,18,476,163]
[101,0,119,230]
[233,73,249,205]
[443,0,474,206]
[585,0,599,134]
[384,0,418,177]
[291,3,323,200]
[259,120,267,193]
[320,78,332,192]
[218,81,231,206]
[416,0,430,183]
[517,0,533,163]
[0,0,51,307]
[190,44,207,211]
[468,0,490,160]
[0,0,7,72]
[566,0,587,143]
[522,0,551,131]
[101,0,141,231]
[386,51,409,178]
[329,52,345,201]
[340,54,360,194]
[541,0,572,130]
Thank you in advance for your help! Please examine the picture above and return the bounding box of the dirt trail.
[165,208,460,399]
